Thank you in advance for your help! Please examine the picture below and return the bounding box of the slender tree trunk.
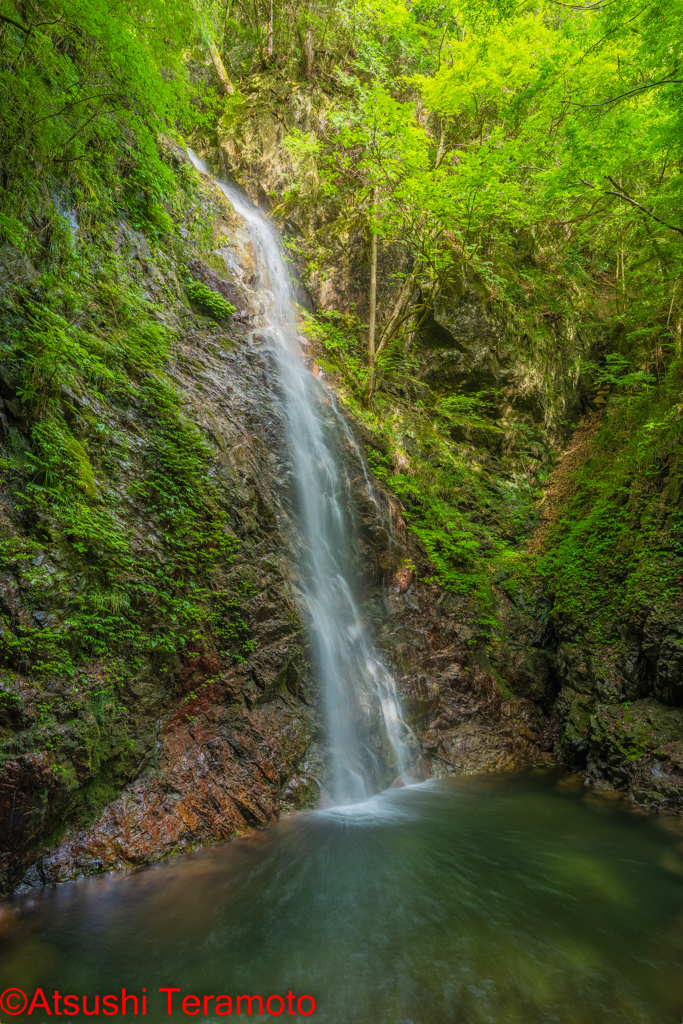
[209,42,235,95]
[368,188,378,401]
[373,223,445,363]
[435,125,445,168]
[302,26,313,81]
[375,266,420,360]
[267,0,273,57]
[670,279,682,358]
[252,0,264,61]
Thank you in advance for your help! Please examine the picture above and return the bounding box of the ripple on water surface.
[2,770,683,1024]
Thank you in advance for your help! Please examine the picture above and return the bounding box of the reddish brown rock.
[33,676,315,884]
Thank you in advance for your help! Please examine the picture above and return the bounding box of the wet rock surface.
[21,673,316,887]
[371,580,555,778]
[10,317,323,887]
[0,166,323,895]
[2,178,562,893]
[331,444,556,781]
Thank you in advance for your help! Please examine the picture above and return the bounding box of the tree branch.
[0,12,29,33]
[572,75,681,108]
[545,0,615,8]
[375,267,421,359]
[603,179,683,237]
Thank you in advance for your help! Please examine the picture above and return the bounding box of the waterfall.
[187,150,419,804]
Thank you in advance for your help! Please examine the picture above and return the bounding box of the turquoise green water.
[2,771,683,1023]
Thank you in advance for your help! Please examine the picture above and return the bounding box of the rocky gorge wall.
[0,144,323,894]
[1,80,682,899]
[494,392,683,815]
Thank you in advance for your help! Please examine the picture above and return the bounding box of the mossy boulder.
[187,280,236,323]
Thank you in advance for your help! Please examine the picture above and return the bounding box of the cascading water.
[187,150,419,803]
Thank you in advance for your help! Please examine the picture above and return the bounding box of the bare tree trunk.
[367,188,378,401]
[267,0,273,57]
[373,245,449,365]
[435,124,445,167]
[252,0,264,61]
[375,266,420,359]
[303,26,314,81]
[668,279,680,357]
[209,42,235,95]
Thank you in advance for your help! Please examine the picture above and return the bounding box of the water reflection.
[1,771,683,1023]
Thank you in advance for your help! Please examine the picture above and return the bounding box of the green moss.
[0,128,259,870]
[187,281,236,323]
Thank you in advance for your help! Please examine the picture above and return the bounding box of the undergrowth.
[496,359,683,656]
[539,369,683,643]
[187,280,236,323]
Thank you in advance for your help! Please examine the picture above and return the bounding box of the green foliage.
[300,308,370,392]
[200,0,683,659]
[210,587,258,663]
[0,0,680,847]
[218,0,683,646]
[0,0,199,252]
[301,304,541,599]
[187,281,236,322]
[578,354,656,397]
[197,0,360,81]
[385,447,536,601]
[216,0,683,407]
[0,0,275,859]
[434,390,499,428]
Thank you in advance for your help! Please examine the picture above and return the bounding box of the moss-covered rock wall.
[0,141,323,894]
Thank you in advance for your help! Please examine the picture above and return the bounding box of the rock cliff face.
[324,444,556,781]
[493,407,683,814]
[15,322,323,889]
[0,150,323,893]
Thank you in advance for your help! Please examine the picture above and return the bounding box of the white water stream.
[187,150,418,803]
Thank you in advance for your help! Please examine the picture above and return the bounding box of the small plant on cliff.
[187,281,236,323]
[578,354,656,398]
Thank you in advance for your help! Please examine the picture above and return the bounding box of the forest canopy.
[0,0,681,396]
